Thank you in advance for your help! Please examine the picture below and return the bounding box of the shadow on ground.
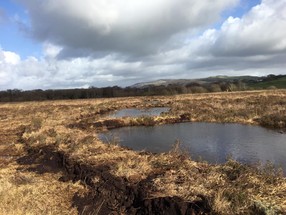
[17,145,211,215]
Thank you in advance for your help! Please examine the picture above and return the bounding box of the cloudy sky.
[0,0,286,90]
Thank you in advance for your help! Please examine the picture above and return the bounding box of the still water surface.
[107,107,170,118]
[100,122,286,171]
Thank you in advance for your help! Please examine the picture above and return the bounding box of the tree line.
[0,81,249,102]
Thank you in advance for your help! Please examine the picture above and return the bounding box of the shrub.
[190,86,208,94]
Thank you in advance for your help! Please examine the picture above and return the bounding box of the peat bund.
[17,145,211,215]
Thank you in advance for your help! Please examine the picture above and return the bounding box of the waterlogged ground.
[100,122,286,172]
[0,90,286,214]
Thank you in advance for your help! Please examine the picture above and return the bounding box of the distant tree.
[190,86,208,93]
[208,84,222,92]
[220,82,238,92]
[186,82,201,88]
[267,74,276,80]
[235,80,247,91]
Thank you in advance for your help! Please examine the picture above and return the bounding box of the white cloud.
[17,0,237,58]
[0,50,21,65]
[155,0,286,73]
[208,0,286,56]
[1,0,286,91]
[0,48,144,90]
[0,50,18,86]
[43,43,62,59]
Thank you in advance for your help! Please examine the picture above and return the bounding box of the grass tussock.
[0,164,87,215]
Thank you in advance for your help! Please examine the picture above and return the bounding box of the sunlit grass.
[0,89,285,214]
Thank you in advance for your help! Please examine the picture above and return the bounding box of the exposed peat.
[17,145,211,214]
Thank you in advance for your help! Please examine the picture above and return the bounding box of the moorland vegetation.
[0,90,286,214]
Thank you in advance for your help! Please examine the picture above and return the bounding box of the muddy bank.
[255,112,286,132]
[0,127,26,167]
[69,114,191,131]
[17,145,211,215]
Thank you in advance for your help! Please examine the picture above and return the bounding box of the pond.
[99,122,286,172]
[107,107,170,118]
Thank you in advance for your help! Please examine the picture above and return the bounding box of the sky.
[0,0,286,90]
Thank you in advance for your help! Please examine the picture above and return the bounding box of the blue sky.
[0,0,42,58]
[1,0,260,59]
[0,0,285,90]
[223,0,261,17]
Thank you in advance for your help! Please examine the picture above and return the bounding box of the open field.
[0,90,286,214]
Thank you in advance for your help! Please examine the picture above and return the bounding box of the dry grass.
[0,90,286,214]
[0,163,87,215]
[70,90,286,132]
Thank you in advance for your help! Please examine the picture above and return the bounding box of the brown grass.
[0,90,286,214]
[0,163,87,215]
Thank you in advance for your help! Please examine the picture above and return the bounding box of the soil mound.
[17,146,211,214]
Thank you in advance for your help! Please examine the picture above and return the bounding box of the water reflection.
[99,122,286,172]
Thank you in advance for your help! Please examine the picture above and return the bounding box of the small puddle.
[99,122,286,172]
[107,107,170,118]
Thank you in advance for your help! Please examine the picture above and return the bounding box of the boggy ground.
[0,90,286,214]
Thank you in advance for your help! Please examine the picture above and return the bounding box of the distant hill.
[1,74,285,102]
[201,75,261,82]
[248,76,286,89]
[130,79,206,88]
[130,75,261,88]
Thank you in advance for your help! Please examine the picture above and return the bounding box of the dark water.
[99,122,286,171]
[107,107,170,118]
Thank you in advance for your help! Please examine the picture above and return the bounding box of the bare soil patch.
[17,145,211,214]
